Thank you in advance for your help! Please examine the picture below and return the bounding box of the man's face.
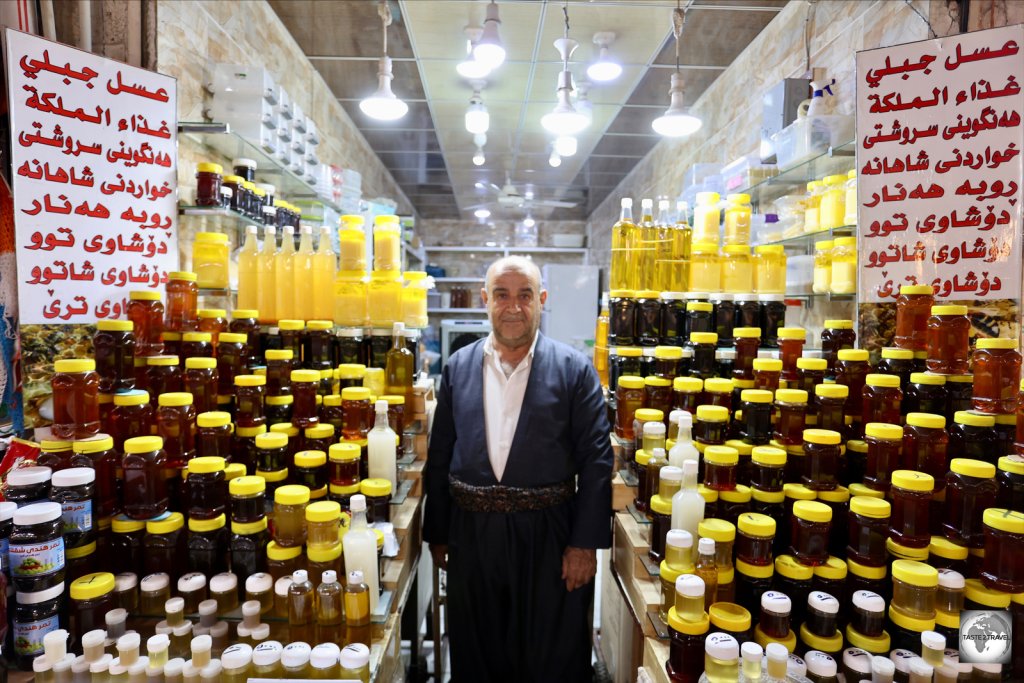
[482,268,547,349]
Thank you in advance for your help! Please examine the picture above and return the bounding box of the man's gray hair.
[484,255,542,291]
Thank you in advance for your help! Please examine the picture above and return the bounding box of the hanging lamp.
[652,2,702,137]
[360,1,409,121]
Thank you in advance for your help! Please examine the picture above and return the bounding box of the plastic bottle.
[668,412,699,468]
[343,495,380,612]
[251,641,283,678]
[345,570,371,647]
[367,400,398,492]
[258,226,277,325]
[338,643,370,682]
[309,643,341,679]
[695,537,718,610]
[671,459,704,563]
[765,642,788,681]
[316,570,343,645]
[236,226,260,312]
[704,632,740,683]
[274,226,296,320]
[741,641,763,682]
[385,322,415,406]
[313,226,336,322]
[610,198,634,291]
[280,641,311,679]
[219,644,252,683]
[292,226,315,322]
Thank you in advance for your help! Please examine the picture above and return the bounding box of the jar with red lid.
[972,338,1021,414]
[902,413,948,482]
[889,470,935,548]
[790,500,832,566]
[126,290,164,357]
[944,459,998,548]
[156,392,196,468]
[894,285,934,351]
[732,327,761,381]
[234,375,266,428]
[181,332,212,359]
[51,359,101,439]
[94,320,136,393]
[814,384,848,436]
[948,410,998,466]
[926,305,971,374]
[820,320,855,378]
[109,390,153,453]
[904,372,947,417]
[862,374,902,425]
[980,508,1024,592]
[184,357,218,413]
[196,411,232,461]
[615,376,645,440]
[773,389,808,447]
[164,271,198,332]
[673,377,702,414]
[777,328,806,383]
[753,359,782,393]
[802,429,841,491]
[863,422,902,493]
[846,495,890,567]
[265,349,294,397]
[195,162,223,206]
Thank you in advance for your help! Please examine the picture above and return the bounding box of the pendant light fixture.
[554,135,577,157]
[360,1,409,121]
[548,149,562,167]
[523,214,536,228]
[587,32,622,82]
[541,3,589,137]
[652,2,702,137]
[472,146,486,166]
[457,26,491,79]
[465,87,490,135]
[474,1,506,71]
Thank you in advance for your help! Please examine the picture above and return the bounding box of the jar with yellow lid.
[187,513,228,576]
[943,459,997,548]
[889,469,935,549]
[890,559,938,625]
[843,170,857,226]
[294,451,328,500]
[272,485,310,548]
[692,192,721,245]
[847,496,890,567]
[360,478,393,525]
[401,272,431,329]
[193,233,230,290]
[773,389,808,447]
[750,488,785,549]
[829,237,856,294]
[998,454,1024,511]
[695,405,730,450]
[818,175,848,231]
[752,246,786,295]
[69,571,116,645]
[721,245,752,294]
[689,242,720,293]
[141,511,187,582]
[335,272,368,328]
[372,215,402,272]
[736,512,775,567]
[790,500,832,566]
[812,240,833,294]
[266,541,303,582]
[666,609,710,682]
[709,602,752,645]
[926,305,971,375]
[305,500,341,552]
[803,181,823,234]
[723,194,752,246]
[980,508,1024,592]
[338,215,367,272]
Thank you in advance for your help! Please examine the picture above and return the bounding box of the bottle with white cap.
[741,640,763,681]
[907,657,933,683]
[804,649,839,683]
[220,643,253,683]
[920,630,946,667]
[145,634,169,670]
[694,537,718,610]
[287,569,315,644]
[161,658,185,683]
[309,643,341,679]
[89,654,114,682]
[704,631,740,682]
[273,575,293,619]
[343,495,380,612]
[339,643,370,682]
[671,459,704,563]
[674,574,706,622]
[763,642,789,682]
[345,570,372,647]
[805,590,840,638]
[280,641,312,678]
[841,647,872,682]
[126,657,148,683]
[870,654,895,683]
[643,420,667,453]
[244,572,274,615]
[367,398,398,491]
[757,591,792,641]
[251,641,284,679]
[52,652,75,683]
[668,412,698,469]
[316,570,343,644]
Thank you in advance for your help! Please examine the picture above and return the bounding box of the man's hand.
[430,543,448,571]
[561,546,596,591]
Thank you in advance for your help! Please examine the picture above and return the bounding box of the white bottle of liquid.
[668,412,698,469]
[671,458,704,561]
[342,495,380,613]
[367,399,398,491]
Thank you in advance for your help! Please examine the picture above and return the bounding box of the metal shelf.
[402,240,425,265]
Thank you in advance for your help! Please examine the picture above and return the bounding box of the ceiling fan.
[467,174,577,211]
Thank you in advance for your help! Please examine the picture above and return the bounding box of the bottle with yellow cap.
[790,500,833,566]
[723,193,752,246]
[876,348,914,392]
[51,359,101,440]
[820,319,855,378]
[834,347,869,418]
[943,459,997,548]
[69,572,117,645]
[772,389,807,447]
[889,469,935,549]
[862,373,903,426]
[187,456,227,521]
[695,404,730,450]
[752,358,782,394]
[972,337,1022,414]
[689,332,718,380]
[894,284,935,352]
[122,436,169,520]
[633,199,657,292]
[904,371,947,417]
[155,392,196,468]
[93,320,136,395]
[980,508,1024,592]
[126,289,165,356]
[828,237,856,295]
[903,412,949,485]
[632,290,660,347]
[164,271,198,332]
[272,485,310,549]
[925,304,971,374]
[847,495,890,567]
[665,601,710,681]
[998,453,1024,509]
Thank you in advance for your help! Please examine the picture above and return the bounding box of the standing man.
[424,256,613,682]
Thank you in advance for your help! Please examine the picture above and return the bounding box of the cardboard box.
[599,559,645,683]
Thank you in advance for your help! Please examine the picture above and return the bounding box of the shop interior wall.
[155,0,414,267]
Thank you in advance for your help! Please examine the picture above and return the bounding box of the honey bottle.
[313,226,336,323]
[315,569,343,646]
[344,570,371,647]
[384,322,415,406]
[695,537,718,610]
[287,569,315,645]
[258,226,278,325]
[292,226,315,322]
[237,225,260,312]
[610,198,634,291]
[274,226,296,320]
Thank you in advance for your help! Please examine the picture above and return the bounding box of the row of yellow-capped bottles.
[610,198,693,293]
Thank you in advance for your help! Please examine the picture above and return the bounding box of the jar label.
[9,538,65,578]
[60,500,93,534]
[0,538,8,574]
[14,614,59,656]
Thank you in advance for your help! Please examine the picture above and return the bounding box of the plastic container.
[829,237,856,295]
[846,495,890,567]
[689,242,721,293]
[980,508,1024,592]
[926,305,971,374]
[193,233,230,290]
[972,338,1021,414]
[890,559,937,621]
[753,246,786,295]
[889,470,935,549]
[790,500,832,566]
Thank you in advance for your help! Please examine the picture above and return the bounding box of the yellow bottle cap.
[817,486,849,504]
[864,423,903,440]
[910,372,945,386]
[129,290,161,301]
[231,518,268,535]
[710,602,751,632]
[307,542,342,563]
[634,409,664,423]
[644,376,671,388]
[845,625,891,654]
[899,285,934,296]
[965,578,1011,607]
[776,327,805,340]
[984,507,1024,535]
[783,483,816,501]
[278,320,305,330]
[799,623,844,653]
[123,436,163,454]
[891,470,935,492]
[230,476,266,496]
[735,558,774,579]
[295,451,327,468]
[189,457,225,474]
[306,500,341,522]
[753,359,782,372]
[234,375,266,387]
[188,514,226,533]
[737,512,775,537]
[168,271,197,282]
[931,305,967,316]
[614,347,643,358]
[255,432,288,450]
[793,500,831,523]
[182,333,211,343]
[697,518,736,544]
[751,487,784,504]
[837,349,869,362]
[929,536,968,560]
[703,446,739,466]
[796,358,827,371]
[998,455,1024,476]
[850,496,890,519]
[953,411,995,428]
[342,387,371,400]
[54,359,96,373]
[236,425,267,438]
[267,541,303,561]
[70,572,116,601]
[815,384,848,399]
[291,369,322,383]
[734,327,761,339]
[950,458,996,479]
[673,377,703,392]
[696,405,729,422]
[256,468,288,483]
[847,557,887,580]
[265,395,294,407]
[305,424,335,440]
[774,389,808,404]
[196,411,231,429]
[814,556,848,580]
[275,485,310,506]
[947,374,973,384]
[668,608,710,636]
[71,436,114,454]
[905,413,945,429]
[649,494,672,516]
[654,346,684,360]
[265,349,294,361]
[690,332,718,345]
[864,373,900,388]
[720,485,751,504]
[892,559,938,587]
[146,512,184,535]
[751,446,786,466]
[775,554,813,580]
[803,429,841,445]
[887,606,935,633]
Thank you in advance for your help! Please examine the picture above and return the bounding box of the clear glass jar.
[812,240,833,294]
[753,246,786,294]
[829,237,857,295]
[689,242,720,293]
[193,233,230,290]
[721,245,752,294]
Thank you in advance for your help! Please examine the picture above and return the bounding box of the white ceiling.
[270,0,788,219]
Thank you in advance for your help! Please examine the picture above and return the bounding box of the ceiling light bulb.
[473,133,488,147]
[652,72,702,137]
[472,147,486,166]
[474,1,505,70]
[523,216,536,228]
[457,58,491,79]
[360,56,408,121]
[587,46,622,82]
[548,150,562,168]
[465,96,490,135]
[554,135,578,157]
[474,208,491,219]
[542,71,589,136]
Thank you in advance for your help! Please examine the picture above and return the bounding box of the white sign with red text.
[4,29,177,324]
[856,24,1023,303]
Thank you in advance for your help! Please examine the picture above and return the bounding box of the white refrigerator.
[540,264,600,352]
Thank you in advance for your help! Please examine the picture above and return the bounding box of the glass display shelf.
[739,140,856,208]
[179,205,266,232]
[758,224,855,252]
[433,277,485,284]
[178,122,342,213]
[426,307,487,314]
